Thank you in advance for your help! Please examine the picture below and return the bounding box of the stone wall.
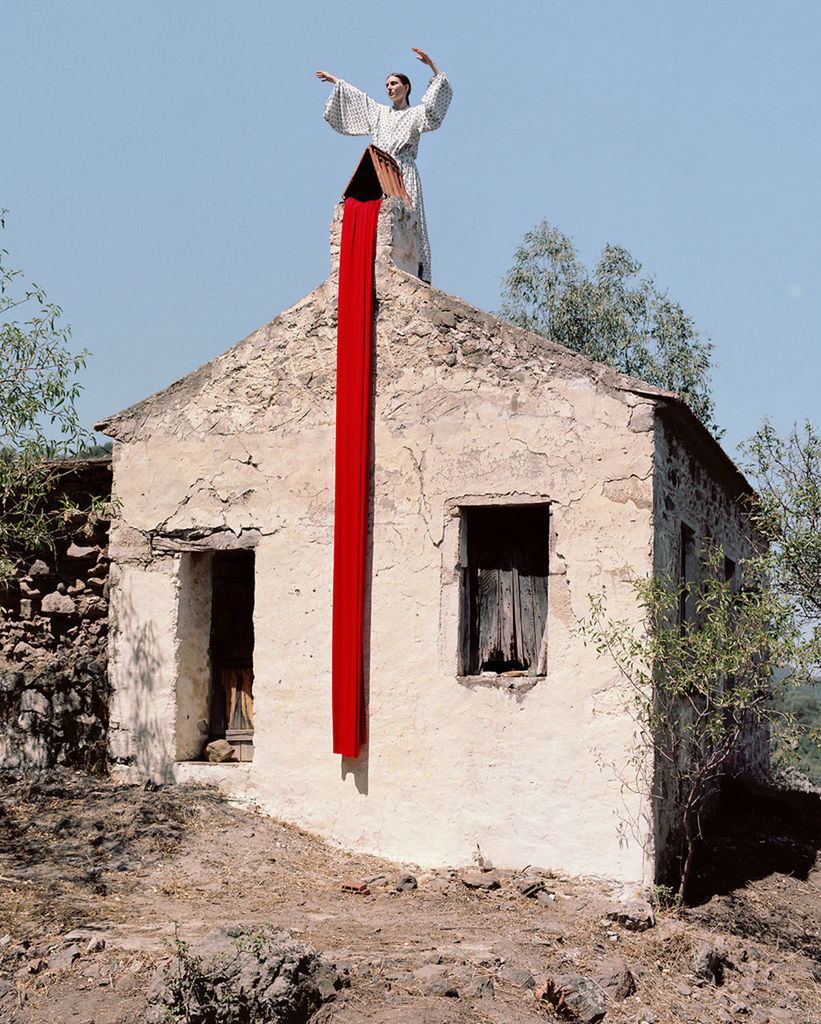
[652,415,766,884]
[0,459,112,772]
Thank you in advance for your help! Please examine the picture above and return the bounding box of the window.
[209,551,255,760]
[679,523,697,627]
[459,505,549,677]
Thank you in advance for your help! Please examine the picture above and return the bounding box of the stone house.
[96,198,760,885]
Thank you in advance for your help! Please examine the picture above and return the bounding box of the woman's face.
[386,75,409,108]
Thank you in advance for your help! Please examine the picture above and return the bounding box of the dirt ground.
[0,769,818,1024]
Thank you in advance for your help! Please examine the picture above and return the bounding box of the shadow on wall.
[109,581,174,783]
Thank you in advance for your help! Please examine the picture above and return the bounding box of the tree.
[499,220,717,430]
[0,211,90,578]
[739,419,821,647]
[581,544,813,903]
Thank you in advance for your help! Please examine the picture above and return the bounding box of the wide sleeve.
[324,80,380,136]
[419,72,453,133]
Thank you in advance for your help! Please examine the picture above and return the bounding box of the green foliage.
[773,684,821,787]
[0,210,91,577]
[163,925,208,1023]
[499,220,717,430]
[652,883,678,911]
[580,544,815,902]
[739,420,821,646]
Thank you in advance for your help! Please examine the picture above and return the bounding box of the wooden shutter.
[464,506,549,675]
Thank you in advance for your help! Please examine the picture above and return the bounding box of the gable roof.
[95,218,751,502]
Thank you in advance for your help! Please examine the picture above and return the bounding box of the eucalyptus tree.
[499,220,717,431]
[0,211,90,578]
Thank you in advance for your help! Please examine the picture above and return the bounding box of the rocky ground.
[0,769,818,1024]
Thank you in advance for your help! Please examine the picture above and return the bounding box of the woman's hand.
[412,48,440,75]
[316,70,339,84]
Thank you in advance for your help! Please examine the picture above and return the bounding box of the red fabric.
[332,197,381,757]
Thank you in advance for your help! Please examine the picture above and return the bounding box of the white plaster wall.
[107,562,180,780]
[175,553,212,759]
[109,375,656,881]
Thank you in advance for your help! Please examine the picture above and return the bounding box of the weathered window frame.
[457,503,550,680]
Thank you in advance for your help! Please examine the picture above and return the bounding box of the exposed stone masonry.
[0,459,112,772]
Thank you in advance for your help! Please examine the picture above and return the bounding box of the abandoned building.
[96,192,761,886]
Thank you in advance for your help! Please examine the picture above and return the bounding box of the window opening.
[460,505,549,676]
[209,550,255,761]
[679,523,697,628]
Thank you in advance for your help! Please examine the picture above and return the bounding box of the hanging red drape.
[332,197,381,757]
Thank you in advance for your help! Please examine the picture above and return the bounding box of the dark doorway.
[209,550,255,760]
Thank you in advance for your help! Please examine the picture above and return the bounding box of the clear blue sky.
[3,0,819,456]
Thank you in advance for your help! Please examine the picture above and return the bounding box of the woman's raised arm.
[316,70,339,84]
[411,48,441,76]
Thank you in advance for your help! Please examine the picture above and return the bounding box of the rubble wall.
[652,416,765,884]
[0,460,112,772]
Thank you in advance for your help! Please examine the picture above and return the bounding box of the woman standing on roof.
[316,48,452,284]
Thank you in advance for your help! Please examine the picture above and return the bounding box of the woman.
[316,48,452,283]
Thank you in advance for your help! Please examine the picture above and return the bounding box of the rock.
[48,944,82,971]
[595,957,636,1000]
[77,595,107,619]
[606,898,655,931]
[461,870,501,890]
[66,543,98,560]
[497,963,536,989]
[20,689,51,716]
[41,592,77,616]
[85,936,106,953]
[515,877,546,897]
[144,926,345,1024]
[395,873,417,891]
[205,739,235,762]
[29,560,51,576]
[693,941,724,984]
[552,975,607,1024]
[115,972,139,993]
[0,671,23,693]
[449,965,494,998]
[413,964,459,997]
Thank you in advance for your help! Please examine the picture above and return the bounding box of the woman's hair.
[387,72,411,99]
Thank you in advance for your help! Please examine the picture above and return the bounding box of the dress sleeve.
[419,72,453,133]
[324,80,379,136]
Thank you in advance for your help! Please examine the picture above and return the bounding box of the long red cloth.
[332,197,381,757]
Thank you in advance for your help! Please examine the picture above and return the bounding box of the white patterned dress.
[324,73,453,283]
